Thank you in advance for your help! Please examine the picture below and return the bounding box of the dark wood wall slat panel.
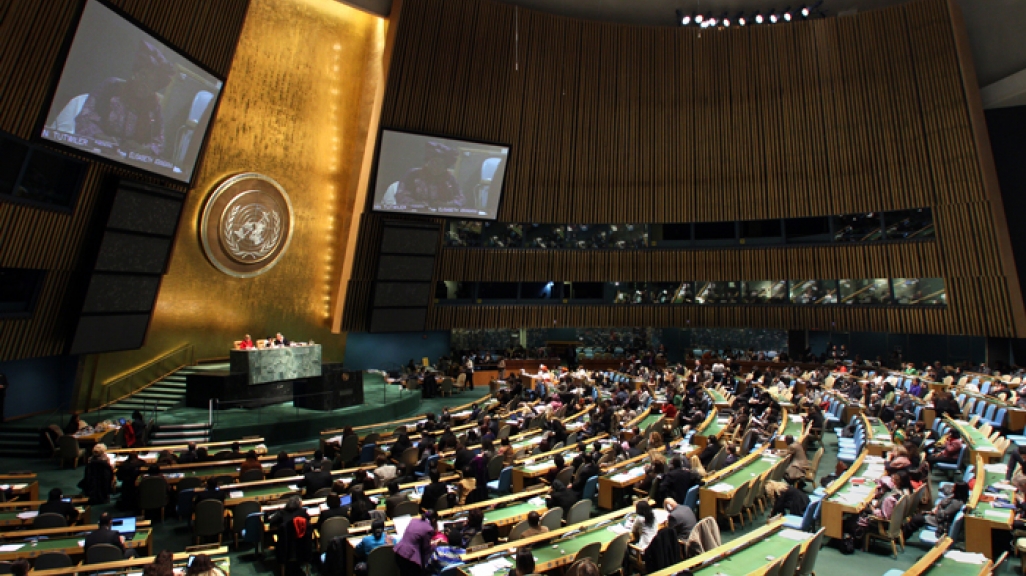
[0,0,249,362]
[344,0,1022,337]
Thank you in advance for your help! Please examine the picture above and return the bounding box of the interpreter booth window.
[670,282,696,304]
[477,282,518,302]
[695,281,741,305]
[613,282,648,304]
[885,209,934,240]
[784,217,832,244]
[839,278,891,305]
[524,223,565,249]
[789,280,838,305]
[832,213,884,242]
[521,282,561,301]
[893,278,947,306]
[444,220,482,247]
[566,282,606,301]
[647,283,677,304]
[481,222,523,248]
[436,281,475,302]
[743,280,789,304]
[740,220,783,246]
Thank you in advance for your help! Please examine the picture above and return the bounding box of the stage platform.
[7,371,490,446]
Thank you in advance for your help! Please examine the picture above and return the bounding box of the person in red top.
[238,335,255,350]
[926,429,962,467]
[661,401,678,420]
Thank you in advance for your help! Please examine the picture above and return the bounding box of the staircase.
[106,369,192,413]
[0,426,43,457]
[149,422,211,446]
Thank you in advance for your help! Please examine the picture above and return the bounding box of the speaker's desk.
[230,344,322,385]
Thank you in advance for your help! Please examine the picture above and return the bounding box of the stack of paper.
[229,491,244,499]
[708,482,734,493]
[778,529,812,541]
[16,511,38,519]
[985,463,1008,473]
[0,544,24,553]
[468,557,512,576]
[528,497,546,507]
[944,550,987,564]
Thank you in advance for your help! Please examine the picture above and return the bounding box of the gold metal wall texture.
[0,0,248,362]
[76,0,386,409]
[340,0,1025,337]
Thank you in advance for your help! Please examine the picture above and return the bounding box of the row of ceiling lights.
[676,1,823,27]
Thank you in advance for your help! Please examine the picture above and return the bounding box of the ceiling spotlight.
[682,14,691,24]
[769,11,779,23]
[755,13,764,23]
[801,5,810,17]
[783,7,792,21]
[694,13,704,23]
[722,17,731,27]
[707,17,718,26]
[738,16,746,25]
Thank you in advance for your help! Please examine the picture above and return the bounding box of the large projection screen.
[371,130,509,220]
[40,0,224,184]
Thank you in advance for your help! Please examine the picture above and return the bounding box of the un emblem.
[200,173,294,278]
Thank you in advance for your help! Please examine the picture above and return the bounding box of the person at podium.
[238,335,255,350]
[270,333,291,347]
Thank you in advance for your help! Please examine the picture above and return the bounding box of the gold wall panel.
[0,0,247,362]
[77,0,386,409]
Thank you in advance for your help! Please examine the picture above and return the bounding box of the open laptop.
[111,517,136,539]
[338,494,352,507]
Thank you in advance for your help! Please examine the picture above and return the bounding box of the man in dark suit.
[419,469,448,512]
[38,488,79,524]
[299,464,333,498]
[177,442,199,464]
[546,480,577,513]
[661,457,701,504]
[271,333,291,347]
[84,513,133,558]
[193,478,226,506]
[384,480,407,518]
[572,453,600,495]
[317,493,349,530]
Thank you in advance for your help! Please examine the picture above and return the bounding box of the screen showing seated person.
[40,0,224,184]
[372,130,509,220]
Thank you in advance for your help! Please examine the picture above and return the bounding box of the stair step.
[156,423,210,431]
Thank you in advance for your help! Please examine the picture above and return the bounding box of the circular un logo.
[200,173,294,278]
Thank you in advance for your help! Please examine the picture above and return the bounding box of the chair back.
[434,493,452,512]
[495,467,513,494]
[508,520,530,541]
[795,528,826,576]
[33,513,68,528]
[566,500,592,526]
[58,436,80,462]
[232,500,262,533]
[598,532,631,576]
[487,455,505,480]
[948,510,965,540]
[498,425,511,440]
[359,443,378,464]
[555,466,574,486]
[801,499,822,532]
[807,447,825,480]
[394,500,420,517]
[239,469,264,483]
[33,552,73,570]
[778,544,802,576]
[399,446,419,468]
[683,485,699,512]
[193,499,226,538]
[86,543,123,564]
[339,434,360,465]
[742,476,762,510]
[273,468,297,478]
[573,541,602,565]
[139,476,169,510]
[178,476,204,491]
[242,511,265,544]
[367,545,399,576]
[723,482,750,517]
[319,516,350,552]
[707,447,727,472]
[541,507,563,531]
[887,496,909,539]
[582,476,599,501]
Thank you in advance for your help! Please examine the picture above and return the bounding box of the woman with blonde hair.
[78,443,115,504]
